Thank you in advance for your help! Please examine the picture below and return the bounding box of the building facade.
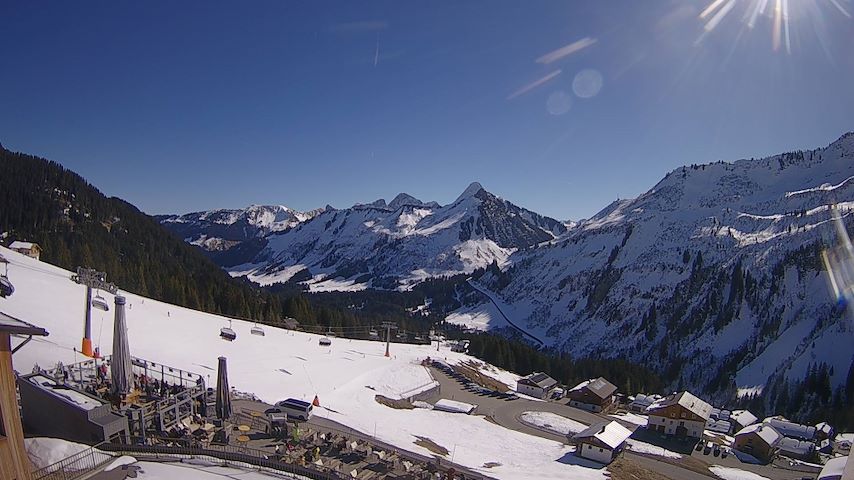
[572,421,633,464]
[8,242,41,261]
[567,377,618,413]
[516,372,558,400]
[646,391,712,439]
[0,313,49,480]
[733,423,781,463]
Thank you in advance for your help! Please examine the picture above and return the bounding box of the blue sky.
[2,1,853,220]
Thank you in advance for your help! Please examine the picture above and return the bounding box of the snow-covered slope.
[0,246,604,480]
[223,184,566,290]
[158,204,324,249]
[460,133,854,401]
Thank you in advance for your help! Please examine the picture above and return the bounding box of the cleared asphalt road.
[426,365,815,480]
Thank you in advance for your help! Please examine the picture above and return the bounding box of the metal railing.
[32,442,113,480]
[99,441,342,480]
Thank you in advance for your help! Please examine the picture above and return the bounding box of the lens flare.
[822,206,854,319]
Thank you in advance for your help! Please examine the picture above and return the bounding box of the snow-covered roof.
[647,391,713,420]
[9,241,36,250]
[777,437,815,457]
[519,372,557,389]
[573,421,632,450]
[433,399,477,414]
[0,311,48,336]
[815,422,833,434]
[706,419,731,434]
[731,409,758,427]
[629,393,661,408]
[734,423,781,447]
[818,455,847,480]
[569,377,617,399]
[764,417,816,440]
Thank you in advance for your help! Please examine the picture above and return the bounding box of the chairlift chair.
[0,275,14,298]
[220,320,237,341]
[0,256,13,298]
[251,324,265,336]
[91,290,110,311]
[325,328,336,337]
[319,336,332,347]
[369,329,379,338]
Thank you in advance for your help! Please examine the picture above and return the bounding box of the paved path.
[427,366,816,480]
[466,280,544,346]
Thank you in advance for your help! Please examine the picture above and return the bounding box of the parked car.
[695,441,704,451]
[713,444,721,457]
[704,441,713,455]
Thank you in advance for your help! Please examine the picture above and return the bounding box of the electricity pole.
[71,267,117,357]
[382,321,397,357]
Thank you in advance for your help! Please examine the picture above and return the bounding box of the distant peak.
[455,182,485,202]
[389,193,423,209]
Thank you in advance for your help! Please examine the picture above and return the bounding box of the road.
[466,280,544,346]
[427,365,815,480]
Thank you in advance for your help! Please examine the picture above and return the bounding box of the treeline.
[736,359,854,431]
[444,326,663,395]
[0,147,283,321]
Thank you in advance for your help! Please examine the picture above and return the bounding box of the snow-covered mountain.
[156,205,327,266]
[163,183,567,290]
[460,132,854,403]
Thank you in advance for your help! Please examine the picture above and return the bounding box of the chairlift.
[319,336,332,347]
[220,320,237,341]
[91,290,110,311]
[251,323,265,336]
[369,329,379,338]
[0,275,14,298]
[0,256,13,298]
[325,328,336,337]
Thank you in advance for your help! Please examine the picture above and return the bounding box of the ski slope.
[0,246,606,480]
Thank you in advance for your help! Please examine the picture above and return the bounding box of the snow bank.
[708,465,771,480]
[25,437,91,470]
[625,439,682,459]
[520,411,586,436]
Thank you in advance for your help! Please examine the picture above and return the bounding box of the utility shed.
[18,372,128,444]
[0,312,48,480]
[572,421,633,464]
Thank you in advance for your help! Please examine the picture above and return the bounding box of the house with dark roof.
[0,312,49,480]
[8,241,41,260]
[646,391,712,439]
[516,372,558,399]
[733,423,782,463]
[571,421,633,464]
[566,377,618,412]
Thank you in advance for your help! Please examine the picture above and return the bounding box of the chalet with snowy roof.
[835,433,853,454]
[733,423,782,463]
[730,409,759,431]
[8,241,41,260]
[817,454,849,480]
[646,391,712,439]
[816,422,835,442]
[628,393,661,413]
[566,377,618,413]
[0,312,49,480]
[777,437,816,461]
[571,421,633,464]
[516,372,558,400]
[763,416,816,441]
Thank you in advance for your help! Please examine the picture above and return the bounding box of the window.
[599,448,603,453]
[588,445,592,449]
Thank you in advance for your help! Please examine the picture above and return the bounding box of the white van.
[274,398,313,421]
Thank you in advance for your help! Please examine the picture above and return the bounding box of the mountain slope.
[0,146,283,321]
[463,132,854,405]
[166,183,567,290]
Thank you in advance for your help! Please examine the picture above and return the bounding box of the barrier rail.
[32,442,113,480]
[99,441,342,480]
